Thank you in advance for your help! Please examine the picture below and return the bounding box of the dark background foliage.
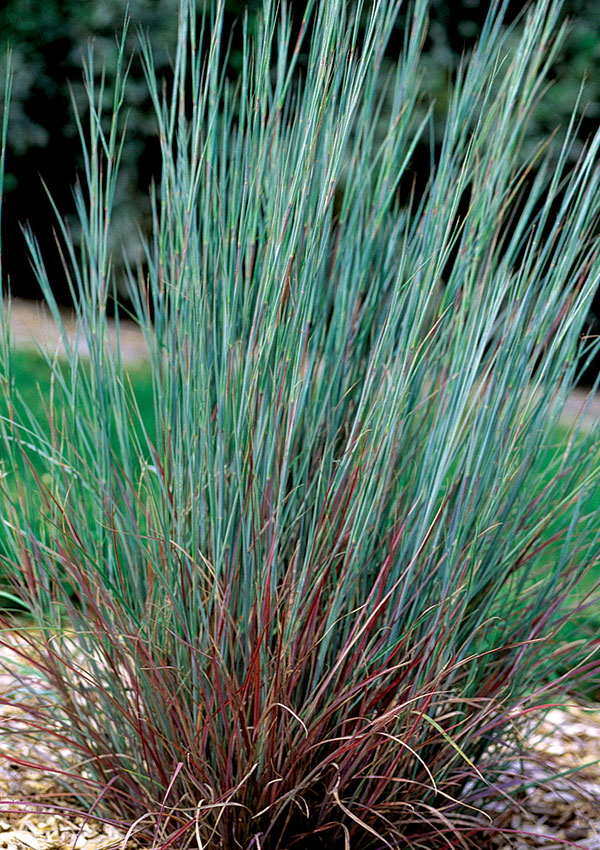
[1,0,599,378]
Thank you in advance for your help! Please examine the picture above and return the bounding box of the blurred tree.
[0,0,262,304]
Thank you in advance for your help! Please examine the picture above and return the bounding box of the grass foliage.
[1,0,600,847]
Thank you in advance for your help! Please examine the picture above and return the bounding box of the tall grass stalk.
[1,0,600,847]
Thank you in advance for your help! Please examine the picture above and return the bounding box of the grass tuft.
[1,0,600,847]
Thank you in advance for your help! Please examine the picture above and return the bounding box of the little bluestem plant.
[1,1,600,848]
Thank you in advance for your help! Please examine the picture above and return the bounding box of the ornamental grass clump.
[1,0,600,847]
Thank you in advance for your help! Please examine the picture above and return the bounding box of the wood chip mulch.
[483,706,600,849]
[0,643,129,850]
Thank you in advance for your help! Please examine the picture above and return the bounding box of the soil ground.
[7,298,149,366]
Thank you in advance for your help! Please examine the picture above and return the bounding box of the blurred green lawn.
[8,350,155,441]
[0,350,156,605]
